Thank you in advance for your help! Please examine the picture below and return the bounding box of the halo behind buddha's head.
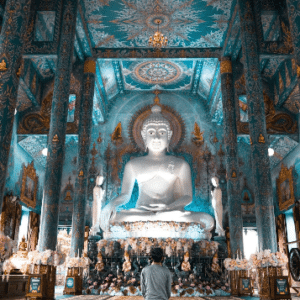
[141,105,173,143]
[129,103,185,152]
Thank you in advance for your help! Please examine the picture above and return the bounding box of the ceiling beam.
[19,78,39,108]
[222,0,238,57]
[207,63,220,105]
[93,48,222,59]
[191,61,203,94]
[112,61,124,94]
[77,0,93,57]
[210,80,221,116]
[275,76,299,108]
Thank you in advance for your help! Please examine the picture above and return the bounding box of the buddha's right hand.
[100,203,117,232]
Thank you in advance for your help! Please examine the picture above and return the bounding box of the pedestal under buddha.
[100,105,214,239]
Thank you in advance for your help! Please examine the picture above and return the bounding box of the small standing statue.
[18,236,28,258]
[91,175,105,235]
[211,252,221,273]
[211,177,225,237]
[95,252,105,272]
[122,251,132,276]
[181,252,191,272]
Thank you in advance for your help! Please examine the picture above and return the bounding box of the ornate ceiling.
[83,0,233,48]
[12,0,300,173]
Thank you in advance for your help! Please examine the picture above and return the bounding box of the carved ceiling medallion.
[135,61,181,84]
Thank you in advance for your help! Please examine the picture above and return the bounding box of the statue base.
[104,221,212,240]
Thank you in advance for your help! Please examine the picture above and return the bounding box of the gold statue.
[95,252,105,272]
[211,252,221,273]
[181,252,191,272]
[122,251,132,274]
[18,236,28,258]
[19,236,27,251]
[0,59,7,71]
[64,190,72,201]
[258,134,265,143]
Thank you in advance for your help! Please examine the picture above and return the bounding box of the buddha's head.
[141,105,172,152]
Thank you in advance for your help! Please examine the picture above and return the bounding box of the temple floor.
[5,289,300,300]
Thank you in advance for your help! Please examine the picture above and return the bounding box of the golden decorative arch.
[20,161,38,208]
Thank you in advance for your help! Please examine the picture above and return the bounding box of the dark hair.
[150,247,164,263]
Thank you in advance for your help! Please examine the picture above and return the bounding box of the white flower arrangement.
[0,232,13,262]
[66,256,90,269]
[249,250,288,269]
[224,258,251,271]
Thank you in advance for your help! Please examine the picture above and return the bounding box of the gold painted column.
[38,0,79,251]
[220,57,244,257]
[70,58,96,257]
[0,0,31,212]
[238,0,277,251]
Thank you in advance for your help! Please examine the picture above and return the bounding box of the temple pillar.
[238,0,277,252]
[70,58,96,257]
[220,57,244,257]
[0,0,31,212]
[38,0,79,251]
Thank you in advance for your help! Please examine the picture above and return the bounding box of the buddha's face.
[143,124,172,153]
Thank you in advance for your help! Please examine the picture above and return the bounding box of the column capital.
[84,58,96,74]
[220,58,232,74]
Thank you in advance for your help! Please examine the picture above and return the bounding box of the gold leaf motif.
[192,122,204,146]
[279,72,284,93]
[79,170,84,177]
[97,133,102,144]
[111,122,123,144]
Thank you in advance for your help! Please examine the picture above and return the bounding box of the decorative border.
[277,164,295,211]
[20,161,38,208]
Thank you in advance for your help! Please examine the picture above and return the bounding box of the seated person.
[100,105,214,232]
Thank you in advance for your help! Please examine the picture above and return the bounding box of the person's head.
[141,105,172,153]
[150,247,164,263]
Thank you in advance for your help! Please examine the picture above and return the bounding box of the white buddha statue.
[91,175,105,235]
[100,105,214,234]
[211,176,225,237]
